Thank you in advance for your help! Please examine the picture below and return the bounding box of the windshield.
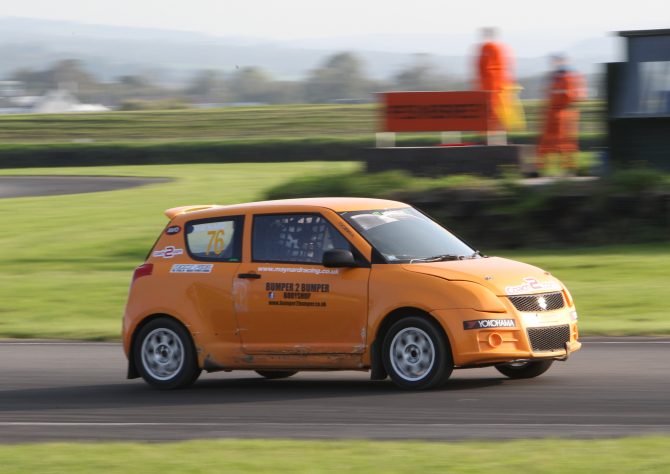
[340,208,476,263]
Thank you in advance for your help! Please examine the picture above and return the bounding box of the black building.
[607,29,670,170]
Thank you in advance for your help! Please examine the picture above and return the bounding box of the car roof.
[164,197,409,220]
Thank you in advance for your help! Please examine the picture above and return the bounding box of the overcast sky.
[2,0,668,54]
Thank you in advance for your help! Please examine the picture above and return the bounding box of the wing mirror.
[322,249,359,268]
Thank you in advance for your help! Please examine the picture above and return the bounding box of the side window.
[185,216,243,261]
[252,214,352,264]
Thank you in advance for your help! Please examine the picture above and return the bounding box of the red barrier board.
[380,91,491,132]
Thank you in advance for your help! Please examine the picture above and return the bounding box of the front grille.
[509,292,565,312]
[527,325,570,352]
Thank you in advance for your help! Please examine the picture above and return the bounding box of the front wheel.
[382,316,453,390]
[133,317,201,389]
[495,360,554,379]
[255,370,298,379]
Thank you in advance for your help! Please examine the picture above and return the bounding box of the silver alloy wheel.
[140,328,185,381]
[389,327,436,381]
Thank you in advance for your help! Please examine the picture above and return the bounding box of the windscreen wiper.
[410,254,463,263]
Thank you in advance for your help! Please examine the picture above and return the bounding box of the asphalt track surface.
[0,176,171,199]
[1,338,669,443]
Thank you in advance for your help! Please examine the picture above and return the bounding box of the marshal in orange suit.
[476,27,513,129]
[537,54,586,174]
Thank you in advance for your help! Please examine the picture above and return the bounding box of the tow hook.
[557,342,570,362]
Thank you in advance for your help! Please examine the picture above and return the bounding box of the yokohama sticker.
[505,277,561,295]
[153,246,184,259]
[170,264,213,273]
[463,319,516,330]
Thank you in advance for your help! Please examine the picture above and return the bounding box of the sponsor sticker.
[165,225,181,235]
[264,281,330,307]
[505,277,561,295]
[170,264,213,273]
[257,266,339,275]
[153,246,184,259]
[463,319,516,330]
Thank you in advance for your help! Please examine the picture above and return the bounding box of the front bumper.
[431,307,581,367]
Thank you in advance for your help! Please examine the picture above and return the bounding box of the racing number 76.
[206,229,225,255]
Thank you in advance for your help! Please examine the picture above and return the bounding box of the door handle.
[237,273,261,279]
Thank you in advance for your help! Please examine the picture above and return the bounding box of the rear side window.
[185,216,244,261]
[252,214,352,264]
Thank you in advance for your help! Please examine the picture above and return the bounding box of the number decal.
[206,229,225,255]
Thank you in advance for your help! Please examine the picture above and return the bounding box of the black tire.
[495,360,554,379]
[382,316,453,390]
[133,317,201,389]
[255,370,298,380]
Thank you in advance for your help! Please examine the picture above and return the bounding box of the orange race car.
[123,198,580,390]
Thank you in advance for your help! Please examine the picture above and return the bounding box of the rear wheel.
[382,316,453,390]
[134,317,201,389]
[255,370,298,379]
[495,360,554,379]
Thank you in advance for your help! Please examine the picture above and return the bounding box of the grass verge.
[0,163,668,338]
[0,135,606,169]
[2,437,669,473]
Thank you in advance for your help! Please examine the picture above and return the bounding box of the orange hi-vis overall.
[538,69,585,169]
[477,41,511,129]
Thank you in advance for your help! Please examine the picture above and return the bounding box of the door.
[181,215,244,337]
[234,212,370,354]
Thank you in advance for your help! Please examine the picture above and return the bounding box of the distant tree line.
[8,52,467,108]
[8,53,601,108]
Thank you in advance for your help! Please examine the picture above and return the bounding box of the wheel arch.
[370,306,453,381]
[127,313,193,379]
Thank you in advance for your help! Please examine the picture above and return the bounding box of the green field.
[0,162,355,338]
[0,102,605,170]
[0,105,374,142]
[0,102,604,143]
[0,162,668,339]
[2,437,669,473]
